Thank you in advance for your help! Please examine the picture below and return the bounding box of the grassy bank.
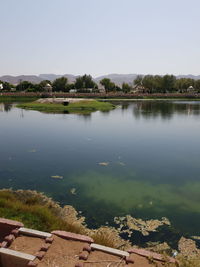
[17,100,115,114]
[0,96,39,102]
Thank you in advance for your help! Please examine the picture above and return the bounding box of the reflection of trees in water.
[121,102,129,110]
[4,103,13,112]
[0,103,13,112]
[77,113,92,121]
[132,101,200,120]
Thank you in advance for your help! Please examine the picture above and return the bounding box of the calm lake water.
[1,100,200,238]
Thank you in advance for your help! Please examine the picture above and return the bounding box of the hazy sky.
[1,0,200,77]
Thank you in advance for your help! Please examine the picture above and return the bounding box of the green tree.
[52,77,68,92]
[134,75,143,86]
[195,80,200,91]
[74,74,96,89]
[162,75,176,93]
[122,83,131,93]
[16,81,34,91]
[142,75,155,93]
[31,80,52,92]
[175,78,195,92]
[153,75,163,93]
[100,78,110,90]
[74,77,83,89]
[100,78,116,92]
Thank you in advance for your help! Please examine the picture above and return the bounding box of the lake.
[0,100,200,239]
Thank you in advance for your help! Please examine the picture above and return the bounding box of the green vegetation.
[134,74,200,93]
[74,74,97,91]
[17,100,115,114]
[0,190,83,232]
[100,78,119,92]
[0,96,39,102]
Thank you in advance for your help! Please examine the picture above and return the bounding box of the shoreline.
[1,92,200,101]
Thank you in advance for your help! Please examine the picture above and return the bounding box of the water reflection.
[0,103,13,112]
[131,101,200,120]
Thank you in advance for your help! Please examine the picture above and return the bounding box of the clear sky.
[1,0,200,77]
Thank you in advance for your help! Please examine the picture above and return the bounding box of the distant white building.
[187,85,196,93]
[69,89,77,93]
[43,83,52,93]
[187,85,195,92]
[131,85,149,94]
[0,83,3,90]
[98,84,106,93]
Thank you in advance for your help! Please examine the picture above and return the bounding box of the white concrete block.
[91,243,129,257]
[0,247,36,261]
[19,227,52,238]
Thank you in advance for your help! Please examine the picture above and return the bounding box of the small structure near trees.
[131,85,149,94]
[43,83,52,93]
[98,84,106,93]
[187,85,196,93]
[69,89,77,93]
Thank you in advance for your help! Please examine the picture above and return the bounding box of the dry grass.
[177,255,200,267]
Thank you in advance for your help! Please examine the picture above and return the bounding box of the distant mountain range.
[1,73,200,86]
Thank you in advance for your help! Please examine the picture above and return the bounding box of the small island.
[17,98,115,114]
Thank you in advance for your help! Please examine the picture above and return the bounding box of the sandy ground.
[38,236,86,267]
[5,233,177,267]
[9,235,44,255]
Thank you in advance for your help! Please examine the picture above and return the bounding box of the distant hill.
[1,73,200,85]
[176,74,200,80]
[39,74,77,83]
[0,75,43,85]
[95,74,139,86]
[0,74,77,85]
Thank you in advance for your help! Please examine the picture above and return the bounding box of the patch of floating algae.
[114,215,170,236]
[51,175,63,179]
[177,237,200,266]
[70,188,77,195]
[146,241,171,254]
[98,162,109,166]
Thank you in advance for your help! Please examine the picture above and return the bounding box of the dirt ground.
[37,235,176,267]
[9,235,44,255]
[38,235,86,267]
[5,233,177,267]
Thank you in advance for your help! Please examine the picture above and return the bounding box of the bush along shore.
[17,99,115,114]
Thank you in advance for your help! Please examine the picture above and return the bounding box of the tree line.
[134,75,200,93]
[1,74,200,93]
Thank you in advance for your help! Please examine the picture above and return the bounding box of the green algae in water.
[66,170,200,234]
